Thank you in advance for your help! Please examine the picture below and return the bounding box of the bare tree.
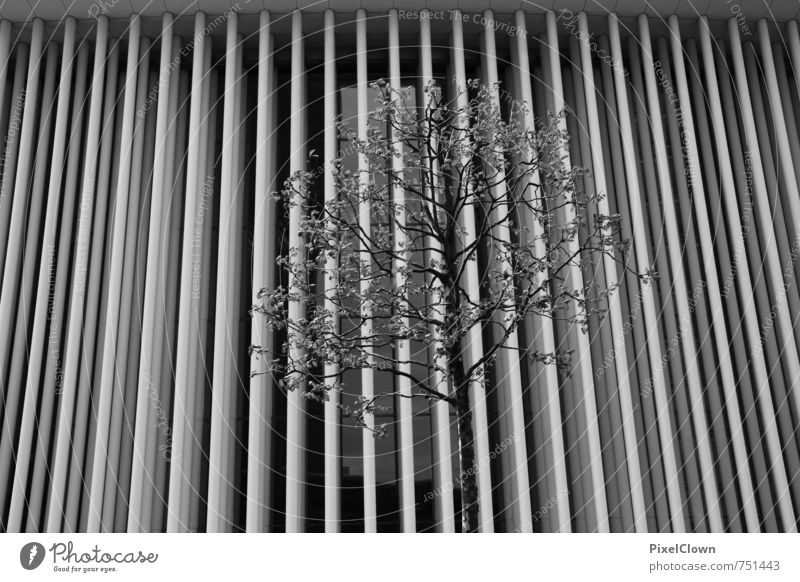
[252,78,635,532]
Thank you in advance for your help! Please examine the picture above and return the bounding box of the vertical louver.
[0,8,798,533]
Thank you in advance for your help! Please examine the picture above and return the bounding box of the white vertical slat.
[636,14,722,532]
[573,11,647,532]
[0,18,11,244]
[207,11,240,533]
[598,30,668,531]
[80,71,126,532]
[511,10,571,533]
[0,18,43,445]
[725,16,797,532]
[743,48,800,362]
[683,36,750,531]
[787,21,800,109]
[418,10,455,533]
[625,24,679,534]
[134,34,176,531]
[449,9,495,532]
[285,8,307,533]
[321,7,340,534]
[544,10,609,533]
[165,34,213,532]
[756,19,800,406]
[109,53,154,534]
[127,12,174,532]
[6,17,77,533]
[117,66,159,533]
[64,34,121,533]
[0,33,28,279]
[667,15,760,531]
[87,14,141,532]
[100,34,152,532]
[2,36,49,358]
[512,10,572,533]
[539,34,593,528]
[626,32,701,529]
[769,41,800,498]
[565,32,626,532]
[387,7,417,535]
[47,16,109,533]
[188,39,215,533]
[245,8,275,534]
[604,20,666,533]
[247,9,276,533]
[168,10,208,533]
[154,65,189,531]
[773,43,800,213]
[140,34,182,532]
[355,7,377,533]
[712,37,779,531]
[478,9,532,533]
[653,35,718,531]
[228,27,245,525]
[3,2,798,535]
[0,38,56,529]
[522,42,555,534]
[607,12,686,532]
[478,25,515,518]
[26,41,89,532]
[785,20,800,174]
[539,27,595,531]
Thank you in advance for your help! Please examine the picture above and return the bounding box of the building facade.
[0,0,799,533]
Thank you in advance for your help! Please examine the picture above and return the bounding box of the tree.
[251,77,631,532]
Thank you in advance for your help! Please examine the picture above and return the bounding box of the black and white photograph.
[0,0,798,580]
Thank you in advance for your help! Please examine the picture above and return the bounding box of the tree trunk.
[450,354,480,532]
